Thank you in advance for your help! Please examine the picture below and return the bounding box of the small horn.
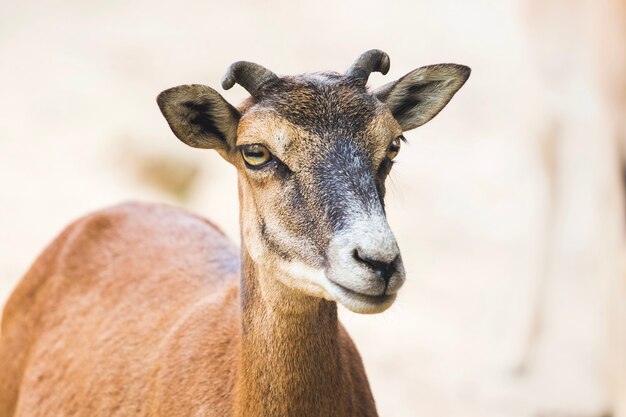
[221,61,279,95]
[346,49,391,82]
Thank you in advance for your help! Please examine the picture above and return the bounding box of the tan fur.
[0,202,376,417]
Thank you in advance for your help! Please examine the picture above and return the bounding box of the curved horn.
[221,61,279,95]
[346,49,391,82]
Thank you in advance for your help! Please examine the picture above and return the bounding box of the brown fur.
[0,202,375,417]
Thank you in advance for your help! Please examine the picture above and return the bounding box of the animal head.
[157,50,470,314]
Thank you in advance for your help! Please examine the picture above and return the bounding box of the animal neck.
[233,248,353,417]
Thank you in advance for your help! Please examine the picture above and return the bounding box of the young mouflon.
[0,50,469,417]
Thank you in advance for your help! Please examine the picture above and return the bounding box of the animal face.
[157,50,470,313]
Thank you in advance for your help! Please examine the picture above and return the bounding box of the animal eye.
[387,136,402,160]
[241,144,272,168]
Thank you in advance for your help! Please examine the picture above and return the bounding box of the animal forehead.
[249,73,382,135]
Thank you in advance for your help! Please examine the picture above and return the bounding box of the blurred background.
[1,0,625,416]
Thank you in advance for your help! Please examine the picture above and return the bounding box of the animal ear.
[374,64,470,131]
[157,84,240,153]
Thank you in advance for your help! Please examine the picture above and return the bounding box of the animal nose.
[352,249,398,286]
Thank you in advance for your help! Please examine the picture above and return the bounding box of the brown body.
[0,51,469,416]
[0,202,375,417]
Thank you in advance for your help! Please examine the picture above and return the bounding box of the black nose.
[353,249,398,286]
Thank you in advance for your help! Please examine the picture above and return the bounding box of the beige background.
[1,0,625,416]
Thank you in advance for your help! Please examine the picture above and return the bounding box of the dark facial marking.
[258,216,292,262]
[375,159,393,207]
[255,174,328,262]
[251,73,379,138]
[281,175,329,258]
[313,140,382,232]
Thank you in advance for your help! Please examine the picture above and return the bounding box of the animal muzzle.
[324,214,405,313]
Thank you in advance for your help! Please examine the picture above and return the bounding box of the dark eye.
[241,144,272,168]
[387,136,403,160]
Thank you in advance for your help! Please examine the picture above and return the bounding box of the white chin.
[326,280,396,314]
[273,260,398,314]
